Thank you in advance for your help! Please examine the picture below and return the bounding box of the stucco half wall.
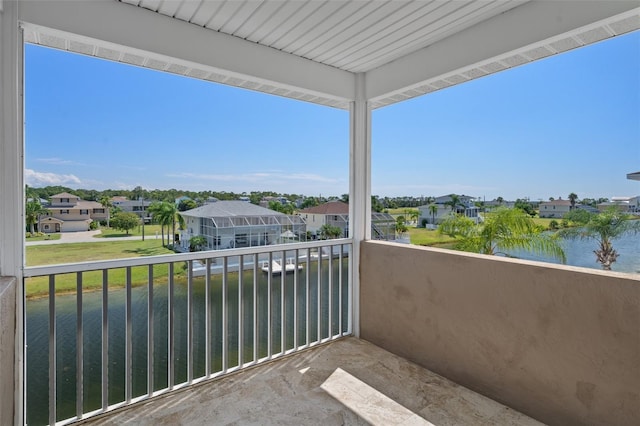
[360,241,639,426]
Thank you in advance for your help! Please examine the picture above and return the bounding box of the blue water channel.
[26,257,350,425]
[506,232,640,274]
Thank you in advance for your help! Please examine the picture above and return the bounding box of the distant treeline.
[25,185,439,210]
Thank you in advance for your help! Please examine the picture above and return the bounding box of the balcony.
[2,1,639,425]
[7,240,637,425]
[77,337,543,426]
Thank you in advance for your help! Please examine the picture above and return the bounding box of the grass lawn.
[386,207,420,216]
[26,240,179,298]
[25,233,61,242]
[95,224,164,238]
[407,227,456,246]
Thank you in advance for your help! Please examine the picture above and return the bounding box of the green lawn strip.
[25,264,185,299]
[25,234,61,242]
[95,224,164,238]
[26,240,180,298]
[407,227,456,246]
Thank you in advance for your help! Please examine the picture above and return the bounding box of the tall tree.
[439,207,566,262]
[444,194,463,213]
[99,196,113,228]
[110,212,140,235]
[149,202,185,247]
[408,209,419,225]
[25,199,49,235]
[561,207,640,270]
[568,193,578,210]
[148,202,169,246]
[177,199,197,211]
[429,204,438,225]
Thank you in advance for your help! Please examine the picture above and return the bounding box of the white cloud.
[25,169,82,186]
[35,157,81,166]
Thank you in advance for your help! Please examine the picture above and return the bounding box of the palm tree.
[149,201,184,247]
[439,207,566,262]
[99,196,113,228]
[561,207,640,270]
[568,193,578,210]
[25,199,49,235]
[444,194,463,213]
[319,224,342,239]
[409,209,419,225]
[149,202,171,246]
[429,204,438,225]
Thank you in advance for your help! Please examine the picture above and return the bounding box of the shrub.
[549,220,559,230]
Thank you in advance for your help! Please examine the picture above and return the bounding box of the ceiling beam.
[19,0,354,103]
[366,1,639,102]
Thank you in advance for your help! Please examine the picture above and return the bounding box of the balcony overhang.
[628,171,640,181]
[17,0,640,109]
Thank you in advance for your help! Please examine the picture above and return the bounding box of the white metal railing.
[23,239,352,425]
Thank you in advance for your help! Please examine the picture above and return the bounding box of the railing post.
[0,1,24,423]
[349,72,371,337]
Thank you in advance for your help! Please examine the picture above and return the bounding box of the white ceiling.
[19,0,640,109]
[118,0,526,74]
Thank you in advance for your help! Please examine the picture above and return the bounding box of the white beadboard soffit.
[20,1,640,110]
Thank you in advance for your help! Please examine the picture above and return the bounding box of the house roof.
[432,195,475,204]
[540,199,572,206]
[50,192,80,199]
[299,201,349,215]
[76,200,103,209]
[180,201,285,218]
[627,171,640,181]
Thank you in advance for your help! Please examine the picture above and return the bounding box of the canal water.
[506,232,640,274]
[26,257,350,425]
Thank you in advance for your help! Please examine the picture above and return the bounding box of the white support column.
[349,73,371,338]
[0,0,25,424]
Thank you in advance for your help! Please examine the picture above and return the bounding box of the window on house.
[60,209,69,214]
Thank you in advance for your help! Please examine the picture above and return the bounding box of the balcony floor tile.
[79,337,544,425]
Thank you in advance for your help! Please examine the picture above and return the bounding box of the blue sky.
[26,31,639,201]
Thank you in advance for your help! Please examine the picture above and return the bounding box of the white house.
[418,194,480,226]
[539,199,573,218]
[597,196,640,214]
[179,200,306,251]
